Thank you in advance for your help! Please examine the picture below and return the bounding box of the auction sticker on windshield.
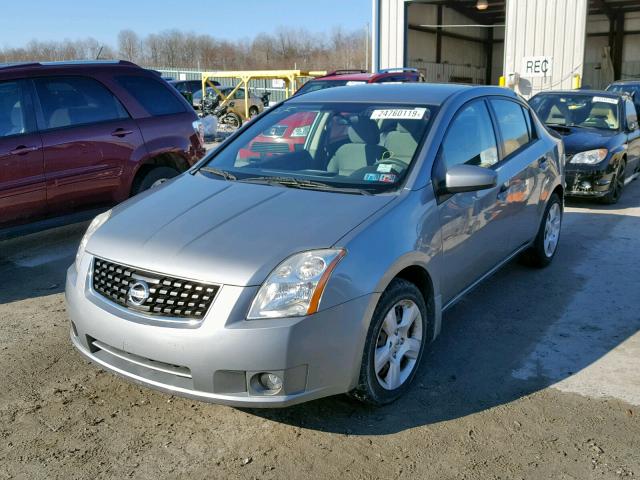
[593,96,618,105]
[370,107,426,120]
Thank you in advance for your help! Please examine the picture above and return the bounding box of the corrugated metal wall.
[503,0,588,97]
[375,0,406,69]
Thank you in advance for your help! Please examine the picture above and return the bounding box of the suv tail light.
[192,120,205,145]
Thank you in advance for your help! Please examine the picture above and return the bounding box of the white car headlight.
[75,210,112,267]
[248,249,346,319]
[570,149,608,164]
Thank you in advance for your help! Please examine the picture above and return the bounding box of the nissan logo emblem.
[127,280,150,306]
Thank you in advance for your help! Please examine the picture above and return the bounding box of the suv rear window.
[115,75,186,116]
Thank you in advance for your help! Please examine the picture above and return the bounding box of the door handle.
[497,181,510,200]
[111,128,134,137]
[539,157,549,170]
[9,145,39,155]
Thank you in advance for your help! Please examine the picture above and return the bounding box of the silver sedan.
[66,84,564,407]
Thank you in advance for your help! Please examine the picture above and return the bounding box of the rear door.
[33,75,145,215]
[0,79,45,228]
[488,98,546,251]
[434,99,510,303]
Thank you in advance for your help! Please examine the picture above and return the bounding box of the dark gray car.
[66,84,564,407]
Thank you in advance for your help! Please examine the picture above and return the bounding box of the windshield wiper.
[199,167,237,181]
[239,176,373,195]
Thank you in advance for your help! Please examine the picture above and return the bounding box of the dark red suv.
[0,60,206,233]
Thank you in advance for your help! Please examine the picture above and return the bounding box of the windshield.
[202,102,436,194]
[607,83,640,99]
[529,94,620,131]
[296,79,366,95]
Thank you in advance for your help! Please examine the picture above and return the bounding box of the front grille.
[92,258,219,320]
[250,141,290,153]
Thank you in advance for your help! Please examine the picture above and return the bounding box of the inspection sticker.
[379,173,397,183]
[370,107,426,120]
[593,96,618,105]
[364,173,381,181]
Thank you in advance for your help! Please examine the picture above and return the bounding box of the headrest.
[348,118,380,144]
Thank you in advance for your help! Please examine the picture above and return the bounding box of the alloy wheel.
[543,202,562,257]
[374,299,423,390]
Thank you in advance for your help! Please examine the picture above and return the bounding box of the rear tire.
[249,106,260,118]
[133,166,179,195]
[350,279,428,406]
[601,160,625,205]
[520,193,562,268]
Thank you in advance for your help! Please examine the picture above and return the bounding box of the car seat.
[327,118,388,176]
[383,120,420,165]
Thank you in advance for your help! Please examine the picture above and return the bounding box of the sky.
[0,0,371,47]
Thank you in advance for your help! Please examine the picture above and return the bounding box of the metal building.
[372,0,640,97]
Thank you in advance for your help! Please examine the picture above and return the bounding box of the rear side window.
[0,80,34,137]
[490,99,531,157]
[115,75,186,116]
[34,76,128,130]
[440,100,498,169]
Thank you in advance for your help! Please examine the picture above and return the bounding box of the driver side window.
[440,101,498,170]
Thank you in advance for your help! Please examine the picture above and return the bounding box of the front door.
[32,75,144,215]
[487,98,545,251]
[623,98,640,175]
[0,79,45,228]
[434,99,512,304]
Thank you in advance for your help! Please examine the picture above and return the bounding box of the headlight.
[75,210,111,267]
[248,249,346,319]
[570,149,608,164]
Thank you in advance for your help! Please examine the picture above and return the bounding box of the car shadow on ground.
[246,187,640,435]
[0,222,87,304]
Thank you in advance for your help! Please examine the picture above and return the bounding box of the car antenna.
[96,46,103,60]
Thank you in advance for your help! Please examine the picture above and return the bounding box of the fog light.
[259,373,283,392]
[580,181,591,190]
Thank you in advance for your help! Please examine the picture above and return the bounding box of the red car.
[239,69,423,160]
[0,60,205,234]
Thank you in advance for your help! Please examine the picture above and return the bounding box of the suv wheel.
[133,166,180,195]
[249,106,260,118]
[520,193,562,268]
[601,160,625,205]
[351,278,428,406]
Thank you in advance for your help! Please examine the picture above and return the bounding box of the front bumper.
[66,260,375,408]
[564,168,613,197]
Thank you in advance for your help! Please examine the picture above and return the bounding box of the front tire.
[351,279,428,406]
[520,193,562,268]
[601,160,626,205]
[132,166,180,195]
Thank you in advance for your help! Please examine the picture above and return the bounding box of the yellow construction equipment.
[200,70,326,119]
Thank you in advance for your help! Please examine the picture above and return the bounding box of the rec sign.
[522,56,553,78]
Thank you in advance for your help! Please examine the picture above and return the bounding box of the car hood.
[87,173,394,286]
[549,126,620,154]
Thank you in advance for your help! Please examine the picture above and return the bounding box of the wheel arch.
[130,152,189,196]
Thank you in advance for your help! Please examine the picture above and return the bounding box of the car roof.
[317,72,375,81]
[288,83,512,106]
[0,60,140,74]
[533,89,624,98]
[609,80,640,85]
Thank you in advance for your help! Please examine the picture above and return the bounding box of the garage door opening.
[405,0,505,85]
[584,0,640,89]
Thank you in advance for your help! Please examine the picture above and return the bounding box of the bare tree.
[118,29,141,61]
[0,26,369,72]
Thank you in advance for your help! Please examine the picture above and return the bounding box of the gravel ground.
[1,181,639,479]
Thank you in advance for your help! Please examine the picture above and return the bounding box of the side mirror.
[444,164,498,194]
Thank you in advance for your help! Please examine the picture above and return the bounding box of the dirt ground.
[1,181,639,480]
